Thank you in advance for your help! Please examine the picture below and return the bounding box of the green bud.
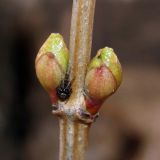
[88,47,122,87]
[85,47,122,114]
[35,33,69,103]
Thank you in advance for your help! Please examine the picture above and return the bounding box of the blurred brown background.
[0,0,160,160]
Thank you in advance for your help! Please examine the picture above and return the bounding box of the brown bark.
[57,0,96,160]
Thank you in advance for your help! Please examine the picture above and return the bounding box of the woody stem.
[69,0,96,100]
[58,0,96,160]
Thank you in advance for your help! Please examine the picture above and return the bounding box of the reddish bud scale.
[36,52,64,104]
[85,66,117,100]
[85,96,102,115]
[85,66,117,115]
[49,90,58,104]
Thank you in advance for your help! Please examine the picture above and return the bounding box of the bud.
[85,47,122,114]
[35,33,69,103]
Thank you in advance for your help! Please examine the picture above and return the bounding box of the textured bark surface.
[58,0,96,160]
[59,119,90,160]
[69,0,96,100]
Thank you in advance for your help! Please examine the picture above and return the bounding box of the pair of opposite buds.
[35,33,122,115]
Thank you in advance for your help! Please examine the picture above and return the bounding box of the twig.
[59,118,90,160]
[58,0,96,160]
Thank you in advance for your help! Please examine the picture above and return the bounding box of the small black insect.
[56,74,72,101]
